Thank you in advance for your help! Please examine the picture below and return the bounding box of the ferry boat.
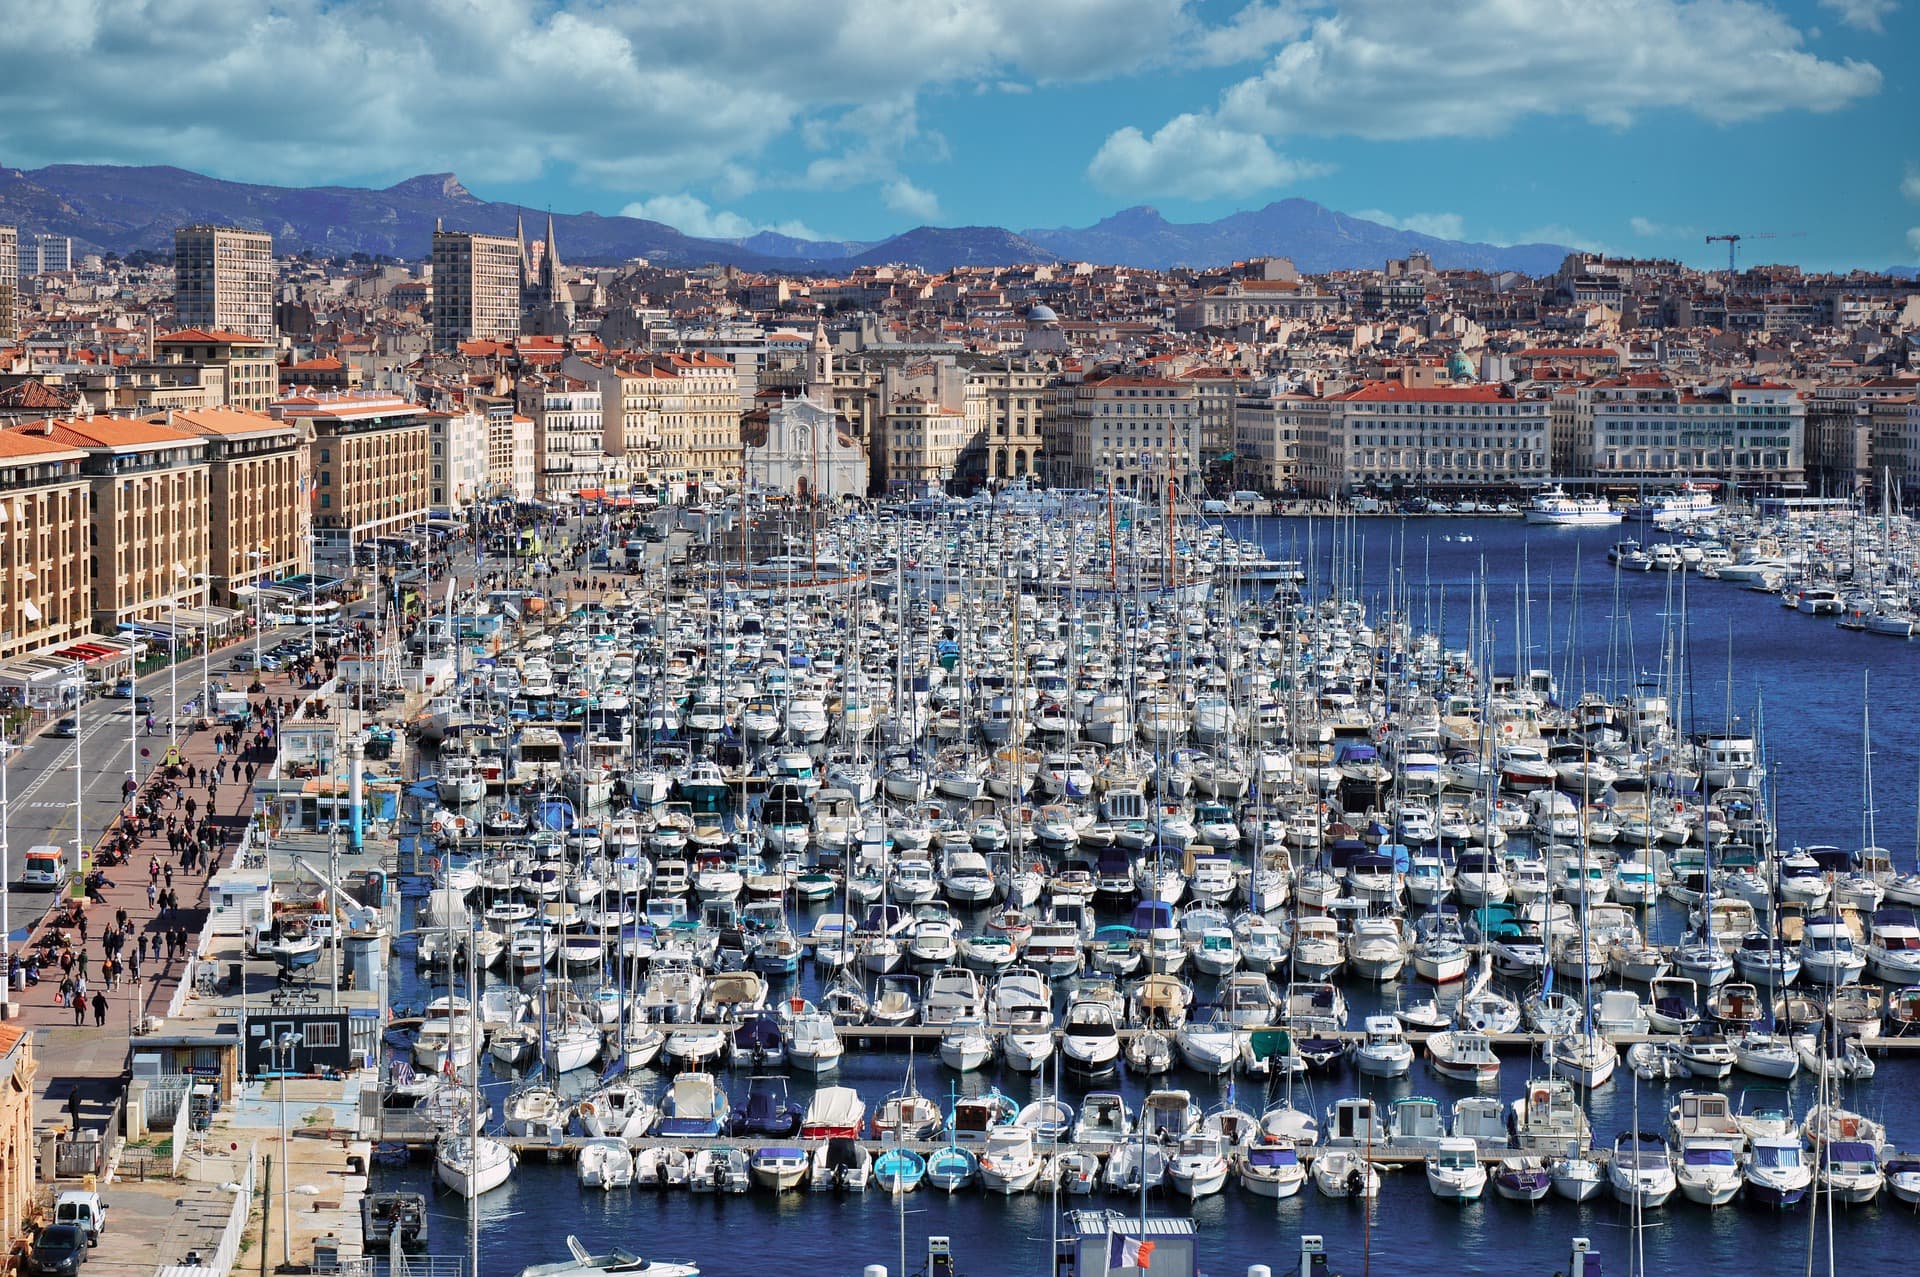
[1524,486,1620,526]
[1625,483,1719,524]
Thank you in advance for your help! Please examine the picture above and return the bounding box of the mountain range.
[0,162,1576,276]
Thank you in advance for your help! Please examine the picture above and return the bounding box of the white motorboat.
[1425,1137,1488,1201]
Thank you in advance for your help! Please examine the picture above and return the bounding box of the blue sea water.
[378,516,1920,1277]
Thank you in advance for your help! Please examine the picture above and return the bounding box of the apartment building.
[430,230,521,351]
[1560,374,1804,484]
[5,416,212,633]
[276,392,429,557]
[0,226,14,342]
[878,395,971,494]
[174,225,277,341]
[967,360,1051,483]
[0,1026,37,1245]
[22,234,72,277]
[0,427,93,660]
[1054,375,1201,494]
[515,373,607,498]
[152,329,280,412]
[1230,381,1307,495]
[423,408,488,513]
[1869,395,1919,497]
[1182,365,1257,487]
[651,352,742,489]
[161,407,308,606]
[1325,382,1550,495]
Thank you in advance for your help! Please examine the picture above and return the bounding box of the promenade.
[5,645,318,1137]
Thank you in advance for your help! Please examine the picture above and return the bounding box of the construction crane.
[1705,231,1804,273]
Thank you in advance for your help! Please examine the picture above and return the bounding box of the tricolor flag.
[1108,1235,1155,1273]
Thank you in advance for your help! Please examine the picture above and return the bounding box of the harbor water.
[377,514,1920,1277]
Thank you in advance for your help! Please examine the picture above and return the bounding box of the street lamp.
[169,564,189,749]
[271,1031,305,1267]
[0,740,13,1012]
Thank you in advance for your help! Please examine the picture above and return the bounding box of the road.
[0,629,297,916]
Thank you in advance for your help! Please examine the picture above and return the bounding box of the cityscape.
[0,4,1918,1277]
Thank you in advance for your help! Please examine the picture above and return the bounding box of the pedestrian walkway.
[8,650,315,1137]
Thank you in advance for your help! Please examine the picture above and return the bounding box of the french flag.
[1108,1235,1156,1272]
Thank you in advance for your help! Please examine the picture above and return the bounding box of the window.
[302,1021,343,1049]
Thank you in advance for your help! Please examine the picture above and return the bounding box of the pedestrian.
[58,975,73,1007]
[72,991,86,1026]
[76,912,87,943]
[128,946,140,980]
[185,796,197,820]
[146,881,157,908]
[66,1086,81,1129]
[76,948,88,979]
[92,990,107,1026]
[164,864,174,889]
[149,857,160,883]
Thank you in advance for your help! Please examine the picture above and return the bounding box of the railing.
[169,1083,193,1176]
[377,1256,464,1277]
[152,1143,254,1277]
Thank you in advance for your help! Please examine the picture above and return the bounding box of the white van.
[23,846,69,890]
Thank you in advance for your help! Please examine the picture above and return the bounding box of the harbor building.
[423,408,488,513]
[1230,380,1309,495]
[4,415,211,634]
[877,394,972,494]
[159,407,308,608]
[965,359,1051,485]
[1560,374,1805,485]
[1055,375,1202,496]
[515,373,607,499]
[152,329,280,413]
[1325,381,1551,495]
[275,391,429,561]
[431,229,521,351]
[0,427,93,660]
[173,225,276,341]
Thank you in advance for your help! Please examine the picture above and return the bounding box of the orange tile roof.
[1339,382,1513,403]
[0,429,88,462]
[157,407,293,437]
[156,328,271,345]
[5,416,200,449]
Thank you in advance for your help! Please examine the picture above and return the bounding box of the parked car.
[27,1224,88,1276]
[53,1191,107,1245]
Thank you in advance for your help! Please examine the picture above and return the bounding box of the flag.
[1109,1235,1155,1272]
[1541,963,1554,995]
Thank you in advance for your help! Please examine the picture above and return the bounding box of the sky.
[0,0,1914,270]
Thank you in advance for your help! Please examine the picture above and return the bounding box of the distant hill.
[842,225,1061,270]
[0,162,1577,274]
[0,164,793,268]
[1021,201,1573,275]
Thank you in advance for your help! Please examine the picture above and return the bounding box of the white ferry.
[1625,484,1719,524]
[1524,486,1620,526]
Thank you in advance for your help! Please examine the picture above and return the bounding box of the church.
[743,321,869,501]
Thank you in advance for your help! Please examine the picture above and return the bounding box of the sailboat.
[436,918,517,1197]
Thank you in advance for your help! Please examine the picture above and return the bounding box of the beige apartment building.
[161,407,308,605]
[6,416,212,633]
[0,426,93,660]
[174,225,277,341]
[1323,382,1550,495]
[515,373,608,498]
[152,329,280,412]
[1055,375,1201,495]
[431,230,521,351]
[276,392,429,558]
[878,395,971,494]
[1230,381,1308,495]
[966,361,1050,483]
[1558,374,1805,484]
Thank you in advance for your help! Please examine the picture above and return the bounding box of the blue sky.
[1,0,1913,270]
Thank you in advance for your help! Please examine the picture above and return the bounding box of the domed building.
[1021,303,1069,354]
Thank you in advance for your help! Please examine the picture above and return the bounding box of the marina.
[285,493,1920,1277]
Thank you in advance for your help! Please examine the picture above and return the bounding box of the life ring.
[1530,1087,1550,1108]
[581,1100,598,1117]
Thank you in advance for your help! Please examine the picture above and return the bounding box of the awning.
[21,600,40,622]
[576,489,606,500]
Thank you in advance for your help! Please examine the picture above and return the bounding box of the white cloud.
[1904,167,1920,202]
[1088,113,1327,199]
[0,0,1193,205]
[1354,210,1468,240]
[1207,0,1879,139]
[618,194,820,242]
[1630,215,1698,238]
[1819,0,1896,31]
[1188,2,1309,66]
[882,180,942,222]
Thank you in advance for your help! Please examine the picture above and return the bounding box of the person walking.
[66,1086,81,1130]
[91,990,108,1027]
[72,992,86,1026]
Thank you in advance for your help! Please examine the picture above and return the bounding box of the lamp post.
[272,1031,304,1267]
[0,740,12,1013]
[169,564,189,748]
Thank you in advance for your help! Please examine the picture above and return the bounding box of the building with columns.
[744,322,868,501]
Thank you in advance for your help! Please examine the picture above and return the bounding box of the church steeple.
[515,211,532,289]
[807,316,833,406]
[541,213,563,290]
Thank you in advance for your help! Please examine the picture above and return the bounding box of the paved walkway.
[8,646,321,1138]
